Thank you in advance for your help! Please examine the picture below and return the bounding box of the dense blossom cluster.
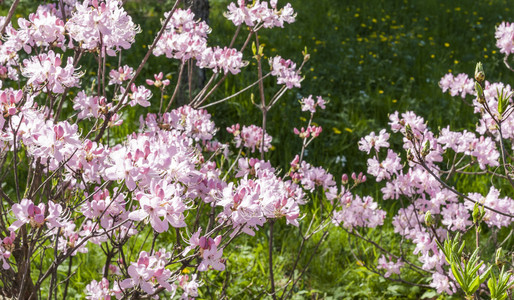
[227,123,272,153]
[218,158,304,234]
[22,50,81,93]
[66,0,140,55]
[495,21,514,55]
[154,9,246,75]
[269,55,302,89]
[225,0,296,28]
[438,73,475,98]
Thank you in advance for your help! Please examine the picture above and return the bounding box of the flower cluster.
[377,255,404,278]
[227,124,272,153]
[293,125,322,138]
[269,56,302,89]
[146,72,170,88]
[332,192,386,229]
[438,73,475,98]
[143,105,216,142]
[154,9,246,75]
[217,158,304,234]
[120,250,175,295]
[22,50,81,93]
[12,5,66,53]
[66,0,140,55]
[300,95,326,113]
[495,21,514,55]
[225,0,296,29]
[108,65,134,85]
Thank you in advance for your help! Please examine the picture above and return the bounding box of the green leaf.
[488,276,497,297]
[450,262,465,290]
[468,275,480,294]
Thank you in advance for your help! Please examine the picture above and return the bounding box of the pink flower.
[377,255,403,278]
[9,199,46,231]
[22,50,81,93]
[495,21,514,55]
[228,124,272,153]
[332,193,386,229]
[120,250,175,296]
[358,129,390,154]
[128,191,169,233]
[108,65,134,85]
[0,88,23,116]
[66,0,140,56]
[269,56,302,89]
[197,46,247,75]
[198,236,225,271]
[146,72,170,88]
[153,9,210,61]
[225,0,296,28]
[13,5,66,53]
[300,95,326,113]
[438,73,475,98]
[86,278,112,300]
[127,84,152,107]
[178,274,201,298]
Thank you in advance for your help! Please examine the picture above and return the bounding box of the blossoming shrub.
[0,0,386,298]
[352,26,514,298]
[2,0,513,298]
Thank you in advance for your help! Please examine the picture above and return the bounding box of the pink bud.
[341,174,348,184]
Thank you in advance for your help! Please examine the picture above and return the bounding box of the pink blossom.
[197,46,247,75]
[73,91,106,120]
[366,149,402,182]
[377,255,403,278]
[430,272,456,295]
[9,199,46,231]
[300,95,326,113]
[225,0,296,28]
[439,73,475,98]
[358,129,390,154]
[86,278,112,300]
[495,21,514,55]
[22,50,81,93]
[228,124,272,153]
[332,193,386,229]
[178,274,201,298]
[153,9,210,61]
[269,56,302,89]
[66,0,140,56]
[126,83,152,107]
[0,88,23,116]
[108,65,134,85]
[120,250,175,295]
[146,72,170,88]
[13,5,66,53]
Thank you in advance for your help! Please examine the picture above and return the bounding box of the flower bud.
[472,202,481,224]
[495,247,502,266]
[341,173,348,184]
[406,149,414,161]
[474,62,485,83]
[405,124,414,141]
[424,211,434,227]
[421,140,430,158]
